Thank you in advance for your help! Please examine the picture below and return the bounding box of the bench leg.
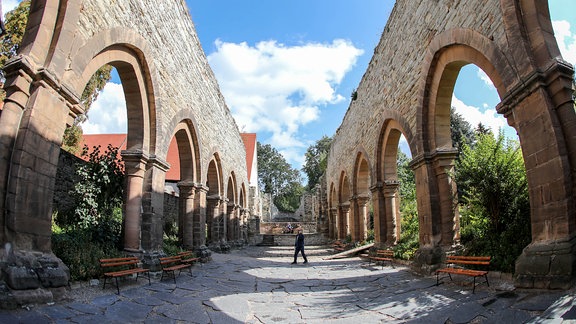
[115,277,120,295]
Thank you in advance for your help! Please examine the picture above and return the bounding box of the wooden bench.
[100,257,150,294]
[160,255,192,284]
[368,249,395,268]
[178,251,201,267]
[436,255,491,293]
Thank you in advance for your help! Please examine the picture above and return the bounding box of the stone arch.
[352,151,372,241]
[205,154,224,245]
[0,1,251,304]
[373,118,410,246]
[328,183,338,239]
[65,29,159,154]
[420,22,576,287]
[72,44,159,252]
[226,173,239,242]
[416,31,511,258]
[338,172,352,239]
[171,120,202,249]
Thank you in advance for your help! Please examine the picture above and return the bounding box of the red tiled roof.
[79,134,181,181]
[241,133,257,181]
[79,133,255,183]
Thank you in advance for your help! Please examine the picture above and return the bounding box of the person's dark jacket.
[295,233,305,248]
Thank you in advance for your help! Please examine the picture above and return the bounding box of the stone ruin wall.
[326,0,505,181]
[77,0,248,186]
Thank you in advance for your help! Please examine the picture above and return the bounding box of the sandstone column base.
[412,246,443,275]
[515,237,576,289]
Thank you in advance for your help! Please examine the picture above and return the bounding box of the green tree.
[0,1,29,71]
[257,142,304,212]
[396,150,419,259]
[302,135,332,190]
[456,131,530,272]
[450,107,475,152]
[57,145,124,235]
[1,1,112,152]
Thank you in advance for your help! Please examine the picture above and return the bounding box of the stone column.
[328,207,337,239]
[3,67,74,251]
[409,154,444,272]
[370,182,386,244]
[339,203,350,239]
[122,151,149,252]
[499,59,576,289]
[141,156,169,251]
[349,197,359,241]
[226,202,237,241]
[206,195,221,244]
[0,57,34,246]
[192,184,208,247]
[383,181,400,245]
[432,151,459,246]
[356,196,370,241]
[177,181,196,249]
[240,208,248,242]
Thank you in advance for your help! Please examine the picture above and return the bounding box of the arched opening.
[449,63,529,272]
[226,174,238,242]
[329,183,338,239]
[353,153,372,242]
[376,119,416,253]
[206,155,222,245]
[338,172,352,240]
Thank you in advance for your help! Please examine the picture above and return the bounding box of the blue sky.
[2,0,575,169]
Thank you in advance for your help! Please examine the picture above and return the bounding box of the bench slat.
[436,255,491,293]
[100,256,150,294]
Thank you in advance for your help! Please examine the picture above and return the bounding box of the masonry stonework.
[0,0,251,307]
[325,0,575,289]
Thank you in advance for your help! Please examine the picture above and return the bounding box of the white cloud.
[81,82,127,134]
[552,20,576,65]
[451,94,507,135]
[477,68,493,87]
[207,39,363,163]
[2,0,20,14]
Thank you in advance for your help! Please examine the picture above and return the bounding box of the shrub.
[52,230,121,281]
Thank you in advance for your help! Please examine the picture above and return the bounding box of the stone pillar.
[220,198,228,242]
[498,60,576,289]
[370,182,386,244]
[0,57,34,246]
[432,151,459,246]
[226,202,237,241]
[383,181,400,245]
[240,208,248,242]
[356,196,370,241]
[339,203,350,239]
[206,195,221,244]
[192,184,208,247]
[409,154,444,272]
[177,181,196,249]
[349,197,358,241]
[122,151,149,252]
[141,156,169,251]
[3,65,77,252]
[328,207,337,239]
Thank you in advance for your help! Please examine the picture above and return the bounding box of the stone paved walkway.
[1,245,575,323]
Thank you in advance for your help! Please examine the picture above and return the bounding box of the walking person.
[292,228,308,264]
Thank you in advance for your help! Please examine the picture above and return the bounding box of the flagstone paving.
[1,245,575,323]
